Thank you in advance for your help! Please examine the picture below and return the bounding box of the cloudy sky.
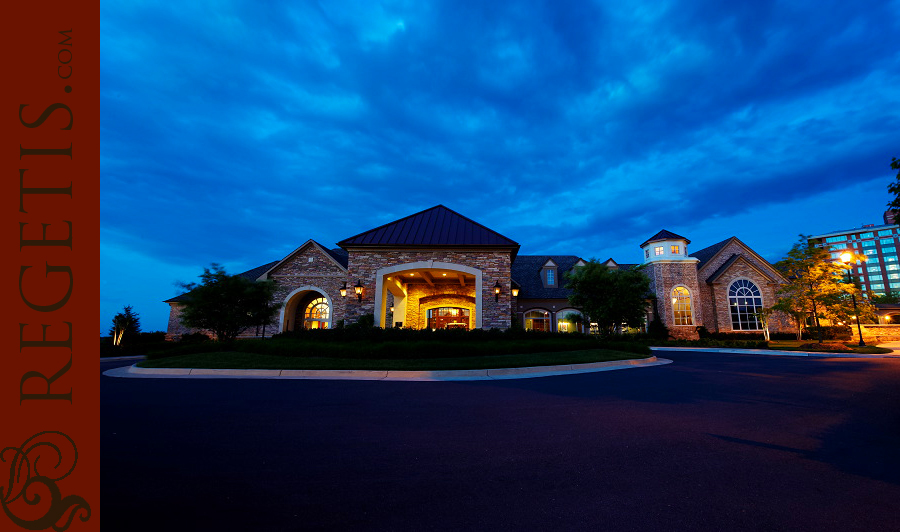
[100,0,900,334]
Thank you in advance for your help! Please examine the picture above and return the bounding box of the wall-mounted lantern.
[340,282,347,298]
[511,287,520,297]
[354,280,364,302]
[494,280,502,302]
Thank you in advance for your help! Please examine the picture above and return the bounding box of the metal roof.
[338,205,520,250]
[640,230,691,248]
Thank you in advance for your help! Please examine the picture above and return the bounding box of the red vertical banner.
[1,2,99,531]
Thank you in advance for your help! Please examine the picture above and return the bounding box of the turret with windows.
[640,230,693,263]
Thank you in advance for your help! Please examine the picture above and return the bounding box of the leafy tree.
[754,307,775,342]
[887,157,900,215]
[775,237,865,342]
[565,260,651,336]
[110,305,141,346]
[176,264,281,342]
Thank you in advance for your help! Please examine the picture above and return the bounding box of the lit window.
[862,240,876,247]
[524,310,551,331]
[557,310,584,333]
[871,283,885,290]
[672,287,693,326]
[860,232,874,239]
[883,246,897,253]
[654,246,664,256]
[868,266,882,272]
[881,238,895,245]
[728,279,762,331]
[304,298,330,329]
[825,236,847,243]
[546,269,555,285]
[869,275,883,282]
[878,230,894,236]
[671,245,680,255]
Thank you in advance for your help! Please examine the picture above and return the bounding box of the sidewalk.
[103,356,672,381]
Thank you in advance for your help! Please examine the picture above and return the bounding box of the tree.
[775,237,864,342]
[872,289,900,304]
[754,307,775,342]
[565,260,651,336]
[110,305,141,346]
[887,157,900,215]
[177,264,281,342]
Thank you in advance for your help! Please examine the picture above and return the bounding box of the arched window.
[672,287,693,326]
[728,279,762,330]
[304,297,330,329]
[524,310,551,331]
[557,310,584,333]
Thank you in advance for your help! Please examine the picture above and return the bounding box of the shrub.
[805,326,852,341]
[647,319,669,340]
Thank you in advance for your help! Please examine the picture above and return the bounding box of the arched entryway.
[279,287,333,331]
[375,261,483,329]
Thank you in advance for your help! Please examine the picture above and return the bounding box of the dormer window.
[671,245,680,255]
[654,246,664,256]
[541,259,558,288]
[645,249,650,259]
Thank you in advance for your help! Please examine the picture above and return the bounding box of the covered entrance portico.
[374,261,482,329]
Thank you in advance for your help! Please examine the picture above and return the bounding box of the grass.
[136,348,651,371]
[767,340,893,355]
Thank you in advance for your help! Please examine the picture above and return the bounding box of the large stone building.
[165,205,792,340]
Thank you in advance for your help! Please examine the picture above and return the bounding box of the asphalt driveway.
[100,351,900,531]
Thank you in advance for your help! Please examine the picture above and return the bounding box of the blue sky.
[100,0,900,334]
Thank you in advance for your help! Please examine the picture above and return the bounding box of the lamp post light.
[839,252,866,347]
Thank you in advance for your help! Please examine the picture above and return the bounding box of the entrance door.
[427,307,470,330]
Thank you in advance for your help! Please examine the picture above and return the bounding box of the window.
[825,236,846,243]
[524,310,551,331]
[871,283,885,290]
[888,264,900,271]
[654,246,664,256]
[869,275,883,282]
[862,240,876,247]
[304,297,330,329]
[868,266,882,272]
[672,287,693,326]
[864,249,878,256]
[881,238,896,245]
[427,307,470,330]
[883,246,897,253]
[879,230,894,236]
[728,279,762,331]
[645,249,650,259]
[830,252,843,259]
[885,254,898,262]
[671,245,680,255]
[546,269,555,285]
[891,281,900,288]
[860,232,874,239]
[889,273,900,280]
[557,310,584,333]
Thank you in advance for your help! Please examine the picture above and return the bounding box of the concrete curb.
[649,346,899,358]
[108,356,670,381]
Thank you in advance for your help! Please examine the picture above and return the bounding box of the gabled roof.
[690,237,735,269]
[511,255,585,299]
[260,239,348,279]
[164,260,280,303]
[337,205,520,252]
[640,230,690,248]
[705,253,778,285]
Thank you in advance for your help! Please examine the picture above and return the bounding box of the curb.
[649,346,898,358]
[112,356,670,381]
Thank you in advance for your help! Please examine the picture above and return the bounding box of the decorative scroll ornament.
[1,431,91,531]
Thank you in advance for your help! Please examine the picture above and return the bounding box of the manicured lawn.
[136,349,651,371]
[768,340,893,354]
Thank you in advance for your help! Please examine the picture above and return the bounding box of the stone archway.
[374,261,483,329]
[279,286,333,332]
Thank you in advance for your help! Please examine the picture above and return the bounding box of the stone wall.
[268,244,348,331]
[645,261,702,340]
[345,249,513,328]
[850,324,900,344]
[405,284,476,329]
[696,241,792,334]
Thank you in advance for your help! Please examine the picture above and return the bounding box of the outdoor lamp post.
[839,251,866,347]
[354,280,364,302]
[494,280,501,302]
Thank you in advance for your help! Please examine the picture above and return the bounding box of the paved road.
[100,352,900,531]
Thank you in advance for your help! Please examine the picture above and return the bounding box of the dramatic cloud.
[101,0,900,332]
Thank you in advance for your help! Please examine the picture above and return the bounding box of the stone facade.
[644,260,703,340]
[267,243,347,331]
[695,240,792,334]
[344,249,512,329]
